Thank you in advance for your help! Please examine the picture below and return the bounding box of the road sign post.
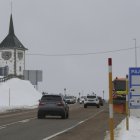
[125,75,129,130]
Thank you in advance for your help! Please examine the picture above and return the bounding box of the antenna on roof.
[10,0,13,14]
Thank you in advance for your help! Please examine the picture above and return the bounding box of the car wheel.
[66,112,69,119]
[37,112,45,119]
[61,112,66,119]
[84,104,87,108]
[97,104,100,108]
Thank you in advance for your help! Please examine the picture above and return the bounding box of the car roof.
[42,93,62,96]
[87,94,96,96]
[97,96,102,98]
[42,94,63,97]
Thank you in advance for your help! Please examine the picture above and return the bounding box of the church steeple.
[9,14,15,35]
[0,13,27,50]
[0,0,27,50]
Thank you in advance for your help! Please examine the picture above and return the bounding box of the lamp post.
[103,90,104,100]
[133,38,137,67]
[64,88,66,96]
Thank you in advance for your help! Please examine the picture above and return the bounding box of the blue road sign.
[129,67,140,109]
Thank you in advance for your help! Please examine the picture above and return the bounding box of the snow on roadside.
[104,116,140,140]
[0,78,42,113]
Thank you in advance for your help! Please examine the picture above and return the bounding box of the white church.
[0,14,28,76]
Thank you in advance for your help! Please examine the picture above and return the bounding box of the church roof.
[0,14,28,50]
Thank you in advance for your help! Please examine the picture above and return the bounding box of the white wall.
[0,49,25,75]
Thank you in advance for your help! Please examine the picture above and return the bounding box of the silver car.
[79,96,86,104]
[37,94,69,119]
[64,96,76,104]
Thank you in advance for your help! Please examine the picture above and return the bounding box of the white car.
[84,95,100,108]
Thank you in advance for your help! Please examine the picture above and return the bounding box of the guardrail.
[0,75,23,83]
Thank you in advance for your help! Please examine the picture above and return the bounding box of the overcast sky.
[0,0,140,98]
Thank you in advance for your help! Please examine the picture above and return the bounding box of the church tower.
[0,14,28,76]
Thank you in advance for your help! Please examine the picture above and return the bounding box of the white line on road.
[43,109,104,140]
[0,126,6,130]
[0,117,36,129]
[19,119,31,123]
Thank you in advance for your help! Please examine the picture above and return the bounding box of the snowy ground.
[0,78,140,139]
[105,116,140,140]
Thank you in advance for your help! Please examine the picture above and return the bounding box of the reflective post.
[108,58,114,140]
[9,88,11,106]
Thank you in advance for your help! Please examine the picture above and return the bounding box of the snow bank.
[104,116,140,140]
[0,78,42,109]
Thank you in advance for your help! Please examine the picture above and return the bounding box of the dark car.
[37,94,69,119]
[97,96,104,106]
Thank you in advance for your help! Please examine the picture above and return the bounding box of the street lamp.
[133,38,137,67]
[64,88,66,96]
[103,90,104,100]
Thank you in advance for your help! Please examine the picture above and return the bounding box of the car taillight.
[39,102,45,106]
[57,101,64,106]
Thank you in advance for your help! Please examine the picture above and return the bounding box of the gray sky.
[0,0,140,98]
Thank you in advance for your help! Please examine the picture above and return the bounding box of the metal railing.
[0,75,23,83]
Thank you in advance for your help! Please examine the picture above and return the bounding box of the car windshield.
[41,95,62,101]
[81,96,86,98]
[65,96,73,99]
[113,80,126,91]
[87,96,96,98]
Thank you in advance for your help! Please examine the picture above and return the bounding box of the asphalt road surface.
[0,103,125,140]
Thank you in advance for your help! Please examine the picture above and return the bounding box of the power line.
[26,46,140,57]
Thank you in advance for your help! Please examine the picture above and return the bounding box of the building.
[0,14,28,76]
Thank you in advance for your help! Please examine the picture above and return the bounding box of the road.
[0,103,125,140]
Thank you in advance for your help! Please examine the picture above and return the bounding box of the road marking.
[0,126,6,130]
[0,117,36,129]
[43,109,104,140]
[19,119,30,123]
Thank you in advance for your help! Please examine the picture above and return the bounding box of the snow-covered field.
[0,78,140,140]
